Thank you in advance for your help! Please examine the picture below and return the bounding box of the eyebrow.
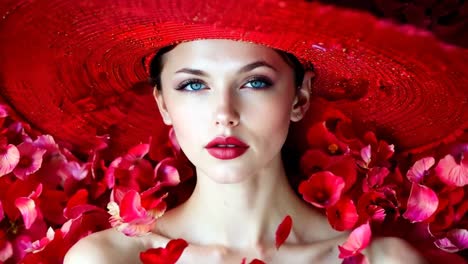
[174,60,278,76]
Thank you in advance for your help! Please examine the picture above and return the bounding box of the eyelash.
[175,76,273,92]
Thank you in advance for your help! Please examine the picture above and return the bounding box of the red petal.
[120,190,146,222]
[275,215,293,249]
[249,259,266,264]
[407,157,435,184]
[140,238,188,264]
[14,197,38,229]
[403,183,439,222]
[326,198,358,231]
[299,171,345,208]
[127,143,150,160]
[338,222,372,258]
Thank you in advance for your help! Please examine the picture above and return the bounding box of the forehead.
[162,39,287,70]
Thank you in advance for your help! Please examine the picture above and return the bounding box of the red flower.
[357,189,399,223]
[140,239,188,264]
[299,171,345,208]
[326,197,358,231]
[275,215,292,249]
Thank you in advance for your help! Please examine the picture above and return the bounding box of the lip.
[205,136,249,160]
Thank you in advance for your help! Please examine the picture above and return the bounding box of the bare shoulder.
[367,237,427,264]
[64,228,151,264]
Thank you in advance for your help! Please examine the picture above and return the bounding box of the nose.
[214,93,240,128]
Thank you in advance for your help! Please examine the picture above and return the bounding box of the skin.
[64,40,427,264]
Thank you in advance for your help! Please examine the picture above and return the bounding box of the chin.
[202,165,256,184]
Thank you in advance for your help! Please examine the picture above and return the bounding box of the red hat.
[0,0,467,156]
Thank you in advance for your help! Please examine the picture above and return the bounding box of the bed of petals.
[0,102,466,264]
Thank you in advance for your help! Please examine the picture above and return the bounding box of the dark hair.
[148,44,309,90]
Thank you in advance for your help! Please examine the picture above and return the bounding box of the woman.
[0,0,466,263]
[63,39,427,263]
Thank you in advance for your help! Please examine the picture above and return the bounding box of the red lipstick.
[205,136,249,160]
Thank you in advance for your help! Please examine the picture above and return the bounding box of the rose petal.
[338,222,372,258]
[360,145,371,166]
[299,171,345,208]
[403,183,439,222]
[249,259,266,264]
[140,238,188,264]
[120,190,146,222]
[14,197,38,229]
[0,104,8,118]
[435,154,468,187]
[13,142,46,180]
[154,158,181,186]
[275,215,293,249]
[326,198,358,231]
[0,241,13,262]
[407,157,435,184]
[0,144,20,177]
[434,229,468,253]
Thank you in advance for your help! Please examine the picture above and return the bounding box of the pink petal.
[0,241,13,262]
[360,145,371,167]
[14,197,38,229]
[338,222,372,258]
[154,158,181,186]
[403,183,439,222]
[13,142,46,180]
[26,227,55,253]
[407,157,435,183]
[435,154,468,187]
[275,215,293,249]
[0,104,8,118]
[63,161,89,181]
[120,190,146,222]
[435,229,468,253]
[0,144,20,177]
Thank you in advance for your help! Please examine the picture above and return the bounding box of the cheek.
[164,96,209,155]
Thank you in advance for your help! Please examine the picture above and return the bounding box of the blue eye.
[244,78,272,89]
[177,80,206,91]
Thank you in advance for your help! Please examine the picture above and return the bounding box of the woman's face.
[155,39,310,184]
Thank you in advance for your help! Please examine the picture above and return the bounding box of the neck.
[178,154,305,249]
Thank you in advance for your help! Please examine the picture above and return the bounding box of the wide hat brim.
[0,0,467,156]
